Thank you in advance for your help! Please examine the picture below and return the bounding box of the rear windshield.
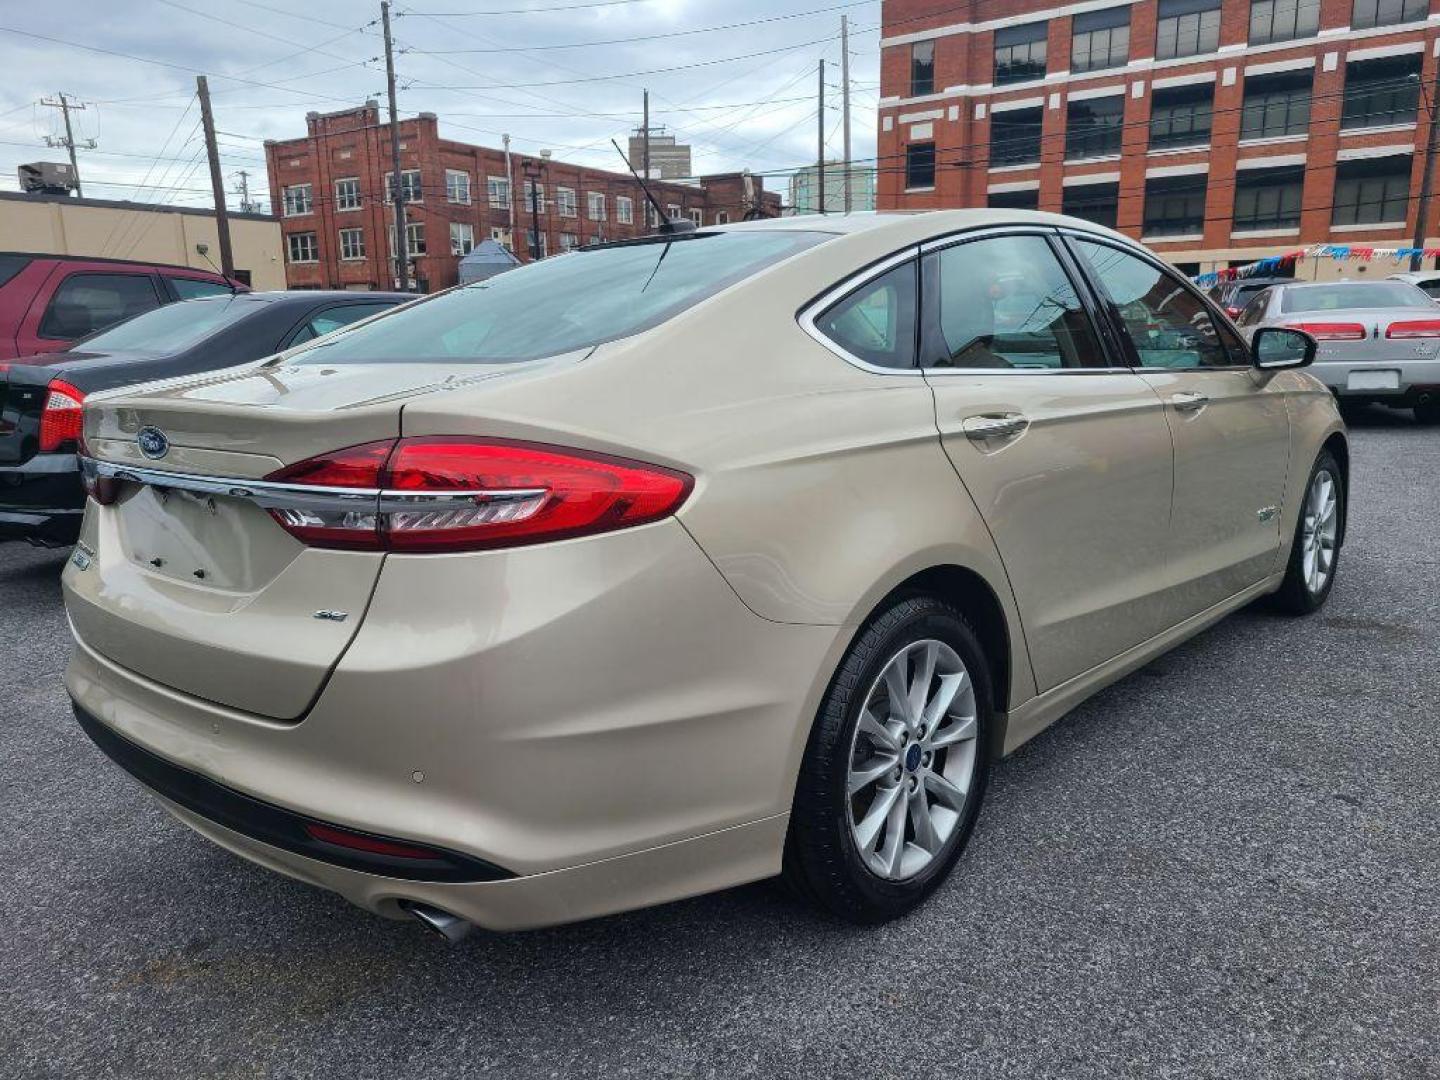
[1281,282,1433,313]
[289,230,827,366]
[75,295,256,354]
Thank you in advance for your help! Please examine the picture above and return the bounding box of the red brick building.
[265,103,780,291]
[877,0,1440,277]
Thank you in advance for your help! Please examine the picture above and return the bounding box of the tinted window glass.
[1075,240,1231,368]
[38,273,161,340]
[0,254,32,290]
[924,235,1105,369]
[1415,279,1440,299]
[75,296,258,354]
[1280,282,1433,312]
[291,231,826,366]
[289,302,400,346]
[170,277,234,300]
[815,261,917,370]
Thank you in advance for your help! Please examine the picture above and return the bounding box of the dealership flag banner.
[1191,244,1440,287]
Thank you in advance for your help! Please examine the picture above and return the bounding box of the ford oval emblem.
[136,427,169,460]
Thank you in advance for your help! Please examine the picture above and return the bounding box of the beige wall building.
[0,192,284,289]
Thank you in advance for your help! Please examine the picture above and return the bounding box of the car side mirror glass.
[1252,326,1315,370]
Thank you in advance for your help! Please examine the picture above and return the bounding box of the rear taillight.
[38,379,84,452]
[1284,322,1367,341]
[263,437,693,553]
[1225,305,1242,319]
[1385,319,1440,339]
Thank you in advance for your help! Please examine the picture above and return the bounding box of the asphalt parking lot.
[2,407,1436,1080]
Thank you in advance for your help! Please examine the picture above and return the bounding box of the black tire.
[1270,449,1344,615]
[783,595,995,924]
[1415,400,1440,425]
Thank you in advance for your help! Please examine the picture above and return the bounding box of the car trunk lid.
[1282,307,1440,364]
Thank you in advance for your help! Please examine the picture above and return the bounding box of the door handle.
[962,413,1029,441]
[1171,391,1209,413]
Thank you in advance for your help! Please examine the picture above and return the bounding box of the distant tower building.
[628,126,692,180]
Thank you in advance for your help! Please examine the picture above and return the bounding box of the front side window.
[906,142,937,188]
[1074,239,1231,368]
[1062,182,1120,229]
[1332,156,1411,225]
[282,183,312,217]
[994,23,1048,86]
[911,40,935,96]
[287,232,318,263]
[339,227,366,260]
[990,107,1043,166]
[1072,6,1130,73]
[335,177,361,211]
[1143,175,1207,236]
[1352,0,1427,28]
[1066,94,1124,159]
[450,222,475,256]
[1150,83,1214,149]
[814,261,918,370]
[446,169,471,204]
[1156,0,1221,60]
[923,234,1105,370]
[39,273,162,340]
[1342,55,1421,130]
[288,230,827,366]
[1233,166,1304,231]
[1250,0,1319,44]
[1241,69,1313,139]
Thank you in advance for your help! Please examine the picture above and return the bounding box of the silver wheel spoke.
[908,641,937,723]
[921,670,967,730]
[881,788,908,877]
[929,713,978,749]
[909,786,940,853]
[924,769,968,810]
[883,660,915,727]
[858,708,900,751]
[854,781,902,854]
[848,756,898,796]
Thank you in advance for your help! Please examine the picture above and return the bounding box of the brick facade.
[878,0,1440,276]
[265,103,780,291]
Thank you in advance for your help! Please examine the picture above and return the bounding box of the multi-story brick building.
[877,0,1440,277]
[265,103,779,291]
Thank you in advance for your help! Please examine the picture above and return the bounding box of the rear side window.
[39,272,161,340]
[289,230,827,365]
[923,234,1106,369]
[1282,282,1432,312]
[1415,278,1440,299]
[170,277,234,300]
[0,254,32,290]
[286,302,399,346]
[813,261,918,370]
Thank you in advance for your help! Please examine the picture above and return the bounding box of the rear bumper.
[0,452,84,545]
[1311,357,1440,404]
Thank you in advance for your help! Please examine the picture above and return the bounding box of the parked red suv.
[0,252,244,360]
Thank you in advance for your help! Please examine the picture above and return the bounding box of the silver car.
[1387,271,1440,301]
[1236,280,1440,424]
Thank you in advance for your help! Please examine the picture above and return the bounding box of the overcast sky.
[0,0,881,212]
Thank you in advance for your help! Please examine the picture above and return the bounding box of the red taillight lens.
[263,437,693,553]
[303,822,445,861]
[1225,305,1242,318]
[38,379,85,452]
[1385,319,1440,339]
[1284,322,1367,341]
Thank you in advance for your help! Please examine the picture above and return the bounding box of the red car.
[0,252,243,361]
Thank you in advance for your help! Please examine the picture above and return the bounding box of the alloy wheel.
[1301,468,1339,596]
[846,639,979,881]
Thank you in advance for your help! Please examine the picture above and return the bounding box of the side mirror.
[1252,326,1316,370]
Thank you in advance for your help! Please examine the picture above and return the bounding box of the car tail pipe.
[399,900,473,944]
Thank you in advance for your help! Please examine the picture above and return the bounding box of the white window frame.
[338,227,365,261]
[525,228,548,258]
[334,178,361,212]
[450,221,476,256]
[487,176,511,210]
[445,169,472,205]
[688,208,703,227]
[666,203,681,221]
[587,191,606,221]
[282,183,312,217]
[559,232,579,252]
[383,169,423,204]
[616,195,634,224]
[715,210,730,224]
[287,231,318,263]
[389,222,427,258]
[557,187,578,218]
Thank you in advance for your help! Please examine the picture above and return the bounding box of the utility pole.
[40,93,95,197]
[817,60,826,215]
[642,89,651,180]
[503,133,516,247]
[841,16,852,215]
[1413,67,1440,271]
[234,169,257,214]
[525,161,542,260]
[195,76,235,279]
[381,0,410,291]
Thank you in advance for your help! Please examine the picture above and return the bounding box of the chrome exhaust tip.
[400,900,473,944]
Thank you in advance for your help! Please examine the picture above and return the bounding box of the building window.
[1233,166,1304,230]
[287,231,318,262]
[1241,69,1313,140]
[987,188,1039,210]
[383,169,422,203]
[715,210,730,224]
[523,180,545,209]
[282,184,312,217]
[1062,181,1120,229]
[450,222,475,255]
[1066,94,1124,159]
[990,107,1043,166]
[911,40,936,96]
[445,169,471,204]
[490,226,512,250]
[389,222,427,258]
[1352,0,1427,29]
[1250,0,1319,44]
[334,178,361,212]
[1143,174,1207,236]
[993,22,1048,86]
[488,176,511,209]
[906,142,937,188]
[1150,83,1214,149]
[338,227,365,261]
[587,191,606,220]
[1072,7,1130,73]
[616,195,634,224]
[559,232,579,252]
[557,187,577,217]
[525,229,548,258]
[664,203,681,221]
[1332,156,1411,225]
[689,208,703,226]
[1342,55,1421,130]
[1156,0,1221,61]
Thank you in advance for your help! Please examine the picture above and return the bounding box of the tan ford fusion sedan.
[62,211,1346,940]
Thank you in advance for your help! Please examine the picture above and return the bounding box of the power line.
[405,0,666,15]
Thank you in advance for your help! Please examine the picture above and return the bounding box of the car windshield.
[1281,283,1433,313]
[76,295,255,354]
[288,230,828,366]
